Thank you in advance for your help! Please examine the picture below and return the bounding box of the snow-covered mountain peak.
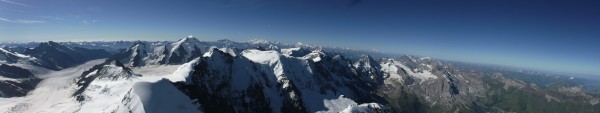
[203,47,230,58]
[71,61,143,113]
[380,58,439,84]
[96,64,135,80]
[203,47,236,57]
[0,47,35,63]
[76,60,136,83]
[242,49,281,65]
[267,44,279,50]
[354,55,378,69]
[352,55,385,84]
[419,56,431,61]
[171,36,202,54]
[301,50,326,62]
[317,95,390,113]
[219,48,237,57]
[167,36,203,64]
[123,42,152,67]
[175,36,201,45]
[281,47,311,57]
[395,55,443,72]
[202,47,218,57]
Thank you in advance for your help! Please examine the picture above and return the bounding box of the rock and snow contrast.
[0,41,111,98]
[1,37,599,113]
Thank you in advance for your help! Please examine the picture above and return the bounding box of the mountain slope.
[0,42,111,97]
[0,64,39,97]
[23,41,111,70]
[0,47,34,64]
[0,59,201,113]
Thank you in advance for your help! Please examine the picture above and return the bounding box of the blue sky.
[1,0,599,76]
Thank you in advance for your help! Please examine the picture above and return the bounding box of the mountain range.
[0,36,598,113]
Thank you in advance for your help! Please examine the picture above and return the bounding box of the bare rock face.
[378,56,490,112]
[0,64,39,97]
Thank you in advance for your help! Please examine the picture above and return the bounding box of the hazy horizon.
[2,0,599,76]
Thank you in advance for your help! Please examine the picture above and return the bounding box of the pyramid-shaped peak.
[176,35,201,44]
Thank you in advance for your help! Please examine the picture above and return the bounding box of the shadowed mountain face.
[0,64,39,97]
[23,41,111,70]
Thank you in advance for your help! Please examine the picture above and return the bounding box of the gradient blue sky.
[1,0,599,76]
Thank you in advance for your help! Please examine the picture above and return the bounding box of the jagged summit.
[354,55,379,69]
[203,47,229,58]
[110,36,205,66]
[169,36,202,64]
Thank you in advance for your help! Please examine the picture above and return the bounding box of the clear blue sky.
[1,0,599,76]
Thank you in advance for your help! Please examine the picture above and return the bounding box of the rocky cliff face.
[378,56,489,112]
[0,64,40,97]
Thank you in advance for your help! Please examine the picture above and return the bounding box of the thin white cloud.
[0,17,47,24]
[0,17,11,22]
[14,19,46,24]
[0,0,32,7]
